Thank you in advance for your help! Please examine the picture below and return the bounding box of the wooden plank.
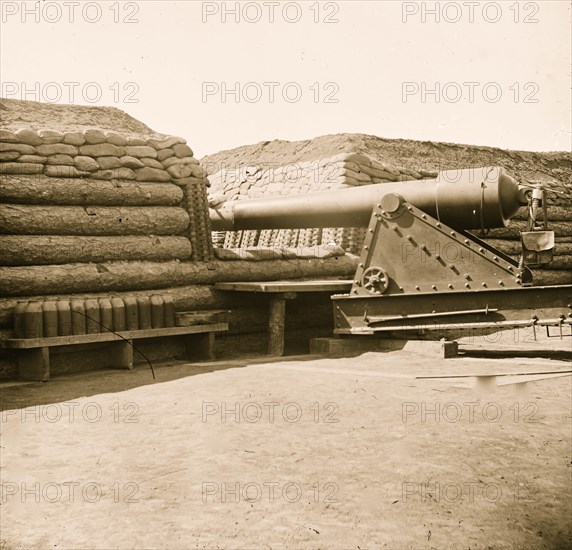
[1,323,229,349]
[176,310,230,326]
[215,280,352,293]
[416,369,572,380]
[268,296,286,356]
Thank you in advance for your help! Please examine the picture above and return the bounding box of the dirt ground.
[1,339,571,550]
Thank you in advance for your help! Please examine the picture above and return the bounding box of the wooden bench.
[1,324,228,381]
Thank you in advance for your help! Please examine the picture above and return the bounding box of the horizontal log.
[0,205,189,236]
[513,205,571,222]
[0,236,192,265]
[0,175,183,206]
[483,239,572,256]
[481,221,572,240]
[215,245,345,261]
[473,245,572,270]
[505,256,572,270]
[0,257,357,297]
[0,162,44,174]
[531,269,572,286]
[544,257,572,269]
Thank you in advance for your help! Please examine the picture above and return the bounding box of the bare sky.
[1,0,570,157]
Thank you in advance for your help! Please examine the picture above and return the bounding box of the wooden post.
[18,347,50,381]
[109,340,134,369]
[442,340,459,359]
[268,295,287,356]
[184,332,215,361]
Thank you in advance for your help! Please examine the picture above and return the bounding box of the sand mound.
[202,133,571,207]
[0,98,163,138]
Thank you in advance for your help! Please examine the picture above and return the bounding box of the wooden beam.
[2,324,229,349]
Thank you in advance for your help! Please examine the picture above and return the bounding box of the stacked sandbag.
[0,127,213,261]
[208,152,438,254]
[208,152,435,197]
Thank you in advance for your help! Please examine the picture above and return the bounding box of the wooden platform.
[215,280,352,355]
[215,280,352,294]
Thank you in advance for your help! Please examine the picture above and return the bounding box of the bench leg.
[18,347,50,381]
[268,296,286,356]
[109,340,134,370]
[184,332,216,361]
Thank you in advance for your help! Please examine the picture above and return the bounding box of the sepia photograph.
[0,1,571,548]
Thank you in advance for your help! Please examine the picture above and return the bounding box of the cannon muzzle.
[210,167,527,231]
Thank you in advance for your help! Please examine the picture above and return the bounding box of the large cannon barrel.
[209,167,527,231]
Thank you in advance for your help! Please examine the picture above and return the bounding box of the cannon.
[210,166,526,231]
[210,167,571,339]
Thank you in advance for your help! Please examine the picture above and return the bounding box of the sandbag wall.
[0,127,213,264]
[208,153,438,254]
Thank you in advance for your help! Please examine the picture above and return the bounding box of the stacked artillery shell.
[176,168,214,261]
[223,230,244,249]
[257,229,279,248]
[12,295,176,337]
[298,228,323,248]
[240,230,259,248]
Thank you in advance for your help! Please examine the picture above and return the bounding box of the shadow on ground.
[0,353,321,411]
